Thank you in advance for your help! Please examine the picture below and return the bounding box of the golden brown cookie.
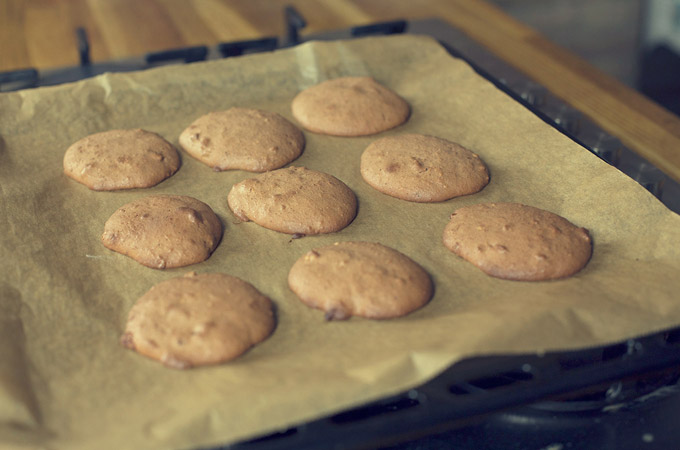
[442,202,592,281]
[291,77,410,136]
[63,128,180,191]
[227,166,357,235]
[360,134,490,202]
[178,108,304,172]
[288,242,433,320]
[121,272,275,369]
[102,195,222,269]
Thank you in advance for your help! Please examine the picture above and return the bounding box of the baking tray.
[227,326,680,449]
[1,16,680,446]
[219,19,680,449]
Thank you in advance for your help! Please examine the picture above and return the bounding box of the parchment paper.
[1,35,680,450]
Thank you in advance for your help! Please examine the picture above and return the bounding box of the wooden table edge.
[441,0,680,183]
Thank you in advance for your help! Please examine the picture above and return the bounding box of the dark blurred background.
[490,0,680,115]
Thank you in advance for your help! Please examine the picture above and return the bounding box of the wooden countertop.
[2,0,680,182]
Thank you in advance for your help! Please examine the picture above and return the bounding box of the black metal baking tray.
[4,10,679,449]
[224,327,680,450]
[221,13,680,450]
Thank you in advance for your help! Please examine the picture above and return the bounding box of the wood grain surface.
[2,0,680,182]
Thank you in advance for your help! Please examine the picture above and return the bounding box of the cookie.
[121,272,275,369]
[361,134,490,202]
[63,128,180,190]
[288,241,433,320]
[102,195,222,269]
[442,202,592,281]
[227,166,357,235]
[291,77,410,136]
[178,108,305,172]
